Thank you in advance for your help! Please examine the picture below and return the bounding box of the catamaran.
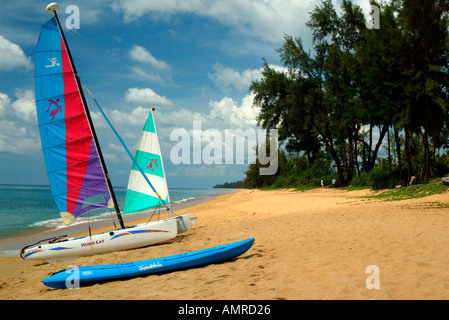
[21,3,191,261]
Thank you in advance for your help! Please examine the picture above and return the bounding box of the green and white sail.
[124,109,170,214]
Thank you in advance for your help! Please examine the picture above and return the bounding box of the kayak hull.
[43,238,255,289]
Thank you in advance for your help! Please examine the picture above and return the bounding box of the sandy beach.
[1,187,449,300]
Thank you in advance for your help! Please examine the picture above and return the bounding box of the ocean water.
[0,184,235,241]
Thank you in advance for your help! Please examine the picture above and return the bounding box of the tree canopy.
[245,0,449,189]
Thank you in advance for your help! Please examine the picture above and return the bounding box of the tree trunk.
[387,126,391,171]
[405,126,412,185]
[347,125,355,183]
[423,112,430,183]
[366,125,389,171]
[321,131,344,186]
[394,124,402,181]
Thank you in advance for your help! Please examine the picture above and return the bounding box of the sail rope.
[78,77,170,213]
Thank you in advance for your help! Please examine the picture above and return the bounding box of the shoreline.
[3,187,449,299]
[0,192,232,257]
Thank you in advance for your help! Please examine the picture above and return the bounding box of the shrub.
[350,172,371,187]
[369,168,401,190]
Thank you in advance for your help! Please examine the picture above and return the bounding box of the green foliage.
[367,183,449,201]
[213,181,245,189]
[349,172,371,187]
[243,0,449,190]
[247,152,336,189]
[369,168,401,190]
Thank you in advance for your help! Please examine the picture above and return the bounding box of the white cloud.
[209,63,289,93]
[0,120,39,154]
[209,64,262,92]
[111,0,314,43]
[131,67,163,83]
[11,89,36,123]
[0,90,39,154]
[129,45,170,70]
[162,94,262,168]
[97,91,260,150]
[124,87,174,108]
[209,94,260,128]
[109,105,153,127]
[0,35,32,71]
[0,93,11,117]
[0,89,36,123]
[88,89,263,182]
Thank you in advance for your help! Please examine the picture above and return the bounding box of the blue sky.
[0,0,372,188]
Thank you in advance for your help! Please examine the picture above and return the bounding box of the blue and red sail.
[35,17,112,224]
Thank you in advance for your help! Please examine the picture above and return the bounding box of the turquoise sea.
[0,184,235,241]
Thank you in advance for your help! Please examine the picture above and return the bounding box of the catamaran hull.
[42,238,255,289]
[138,213,196,234]
[22,219,177,261]
[174,214,192,234]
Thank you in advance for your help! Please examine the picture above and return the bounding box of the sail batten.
[34,17,112,224]
[35,90,79,103]
[52,179,112,199]
[46,157,101,175]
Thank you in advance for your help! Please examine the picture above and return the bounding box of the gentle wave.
[173,197,196,204]
[28,211,115,230]
[0,186,236,240]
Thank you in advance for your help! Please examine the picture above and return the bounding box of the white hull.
[139,213,197,234]
[173,214,192,234]
[167,214,198,233]
[22,219,177,261]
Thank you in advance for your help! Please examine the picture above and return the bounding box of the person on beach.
[332,178,336,188]
[321,179,324,188]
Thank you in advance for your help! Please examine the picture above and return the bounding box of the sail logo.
[45,57,60,68]
[46,99,62,120]
[138,262,162,271]
[147,159,159,171]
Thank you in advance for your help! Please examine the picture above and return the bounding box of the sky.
[0,0,373,189]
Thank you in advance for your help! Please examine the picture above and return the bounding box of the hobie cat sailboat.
[21,3,178,261]
[123,108,197,233]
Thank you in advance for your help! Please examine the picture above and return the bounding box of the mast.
[46,3,126,229]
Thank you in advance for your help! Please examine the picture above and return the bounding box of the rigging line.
[145,201,164,225]
[145,205,158,225]
[79,77,170,212]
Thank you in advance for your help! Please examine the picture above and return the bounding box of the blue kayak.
[43,238,255,289]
